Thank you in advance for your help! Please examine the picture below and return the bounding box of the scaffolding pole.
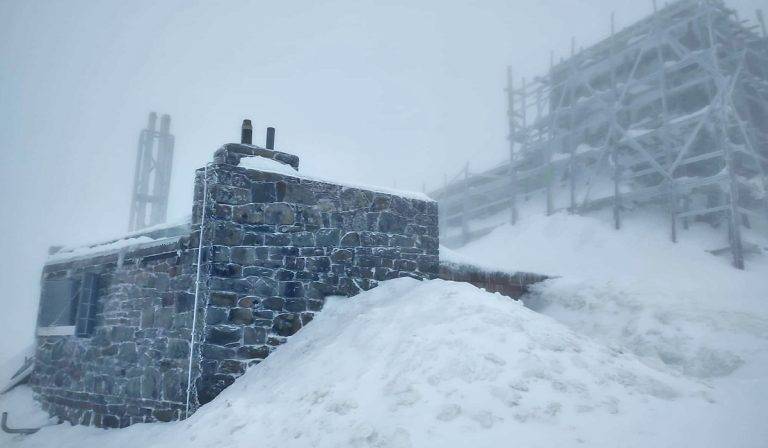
[430,0,768,268]
[128,112,175,232]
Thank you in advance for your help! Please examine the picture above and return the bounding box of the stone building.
[30,137,440,428]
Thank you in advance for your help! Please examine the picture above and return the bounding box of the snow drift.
[1,277,713,448]
[458,211,768,379]
[458,211,768,447]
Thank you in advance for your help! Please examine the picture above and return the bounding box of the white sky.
[0,0,764,358]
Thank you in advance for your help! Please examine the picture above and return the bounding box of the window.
[75,273,99,337]
[37,273,99,337]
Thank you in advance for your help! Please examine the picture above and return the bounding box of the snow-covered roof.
[46,218,190,264]
[238,156,433,202]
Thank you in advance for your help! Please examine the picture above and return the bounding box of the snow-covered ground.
[459,211,768,446]
[1,211,766,447]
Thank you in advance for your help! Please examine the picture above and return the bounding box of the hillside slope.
[457,211,768,446]
[2,211,766,447]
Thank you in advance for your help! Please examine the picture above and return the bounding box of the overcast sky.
[0,0,763,359]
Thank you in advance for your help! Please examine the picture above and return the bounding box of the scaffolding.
[431,0,768,269]
[128,112,175,232]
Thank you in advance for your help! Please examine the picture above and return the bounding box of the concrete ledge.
[213,143,300,170]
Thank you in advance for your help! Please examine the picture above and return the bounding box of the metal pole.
[135,112,157,231]
[707,5,745,269]
[653,1,676,243]
[568,38,577,214]
[241,119,253,145]
[610,12,622,230]
[266,126,276,149]
[757,9,766,38]
[506,66,519,225]
[150,114,173,227]
[461,163,470,245]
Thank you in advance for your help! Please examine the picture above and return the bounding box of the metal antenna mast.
[128,112,175,232]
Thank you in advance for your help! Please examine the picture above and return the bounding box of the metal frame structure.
[431,0,768,269]
[128,112,175,232]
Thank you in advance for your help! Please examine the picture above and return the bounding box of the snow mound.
[457,212,768,379]
[2,278,708,448]
[455,211,768,446]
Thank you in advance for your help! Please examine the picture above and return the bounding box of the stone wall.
[190,161,440,406]
[31,236,198,428]
[30,145,440,428]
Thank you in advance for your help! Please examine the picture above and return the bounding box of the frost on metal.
[432,0,768,270]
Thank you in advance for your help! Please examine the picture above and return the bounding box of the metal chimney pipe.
[241,119,253,144]
[266,127,275,150]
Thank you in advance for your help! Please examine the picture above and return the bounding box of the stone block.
[378,212,408,234]
[285,299,307,312]
[272,314,302,337]
[228,308,254,325]
[211,263,241,278]
[371,194,391,211]
[230,246,257,265]
[210,291,237,307]
[251,183,277,203]
[166,339,189,359]
[206,326,242,345]
[291,231,315,247]
[212,185,250,205]
[236,345,270,360]
[213,222,244,246]
[279,281,305,298]
[340,232,360,247]
[118,343,138,364]
[218,360,246,375]
[264,203,295,225]
[261,297,284,311]
[243,327,267,345]
[340,188,373,210]
[205,307,229,325]
[200,344,235,361]
[265,233,291,246]
[233,204,265,225]
[278,182,317,205]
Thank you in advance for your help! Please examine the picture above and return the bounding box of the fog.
[0,0,763,359]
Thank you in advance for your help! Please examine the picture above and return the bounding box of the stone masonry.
[32,232,197,427]
[30,142,439,428]
[190,145,439,405]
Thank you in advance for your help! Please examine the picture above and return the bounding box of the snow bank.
[0,388,53,438]
[456,211,768,373]
[1,278,716,448]
[457,211,768,446]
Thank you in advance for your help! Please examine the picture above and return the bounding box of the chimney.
[241,119,253,144]
[266,127,275,150]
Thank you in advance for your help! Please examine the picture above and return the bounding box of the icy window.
[38,274,100,337]
[38,279,80,329]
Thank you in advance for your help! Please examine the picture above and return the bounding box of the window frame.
[36,273,100,338]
